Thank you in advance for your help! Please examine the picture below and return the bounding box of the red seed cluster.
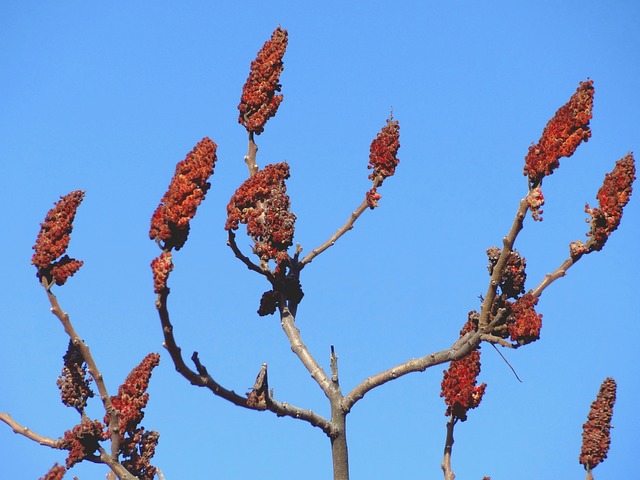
[486,247,527,299]
[39,464,66,480]
[368,116,401,185]
[226,162,296,265]
[580,377,617,471]
[507,293,542,345]
[440,349,486,422]
[32,190,85,286]
[585,153,635,252]
[150,251,173,294]
[61,418,105,468]
[57,341,94,413]
[105,353,160,437]
[149,138,217,251]
[238,27,288,135]
[524,80,594,186]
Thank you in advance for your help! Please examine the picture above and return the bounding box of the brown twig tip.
[238,26,288,135]
[580,377,617,472]
[151,251,173,294]
[524,79,594,186]
[39,463,67,480]
[225,162,296,266]
[149,137,218,251]
[585,153,636,252]
[366,115,400,208]
[32,190,85,286]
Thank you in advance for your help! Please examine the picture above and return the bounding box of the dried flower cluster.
[39,464,66,480]
[580,377,617,471]
[441,319,486,422]
[150,251,174,294]
[32,190,85,286]
[524,80,594,186]
[149,137,217,251]
[226,162,296,265]
[367,116,401,209]
[57,341,94,413]
[238,26,288,134]
[584,153,636,252]
[486,247,527,299]
[61,418,105,468]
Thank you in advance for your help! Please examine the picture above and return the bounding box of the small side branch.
[344,331,480,412]
[530,256,578,298]
[0,412,63,448]
[227,230,272,277]
[300,179,381,267]
[441,416,456,480]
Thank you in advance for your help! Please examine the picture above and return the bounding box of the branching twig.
[156,290,331,432]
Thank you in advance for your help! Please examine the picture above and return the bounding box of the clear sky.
[1,2,638,479]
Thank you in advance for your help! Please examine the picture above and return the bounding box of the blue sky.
[1,2,638,479]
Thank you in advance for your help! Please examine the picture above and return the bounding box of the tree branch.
[279,304,333,398]
[0,412,63,448]
[226,230,273,278]
[300,178,382,267]
[343,331,481,412]
[155,290,331,433]
[43,281,123,460]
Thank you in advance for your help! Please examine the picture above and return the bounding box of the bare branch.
[300,178,382,267]
[226,230,272,278]
[156,290,331,433]
[279,304,333,397]
[0,412,63,448]
[244,131,259,176]
[43,281,122,459]
[344,331,480,412]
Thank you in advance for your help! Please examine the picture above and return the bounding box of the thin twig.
[227,230,273,278]
[441,416,456,480]
[300,178,382,267]
[0,412,63,448]
[244,131,259,176]
[489,343,522,383]
[43,281,123,460]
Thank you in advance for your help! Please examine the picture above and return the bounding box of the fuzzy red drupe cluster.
[226,162,296,265]
[366,116,401,208]
[524,80,594,186]
[149,137,217,251]
[440,320,487,422]
[238,26,288,135]
[585,153,636,252]
[31,190,85,286]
